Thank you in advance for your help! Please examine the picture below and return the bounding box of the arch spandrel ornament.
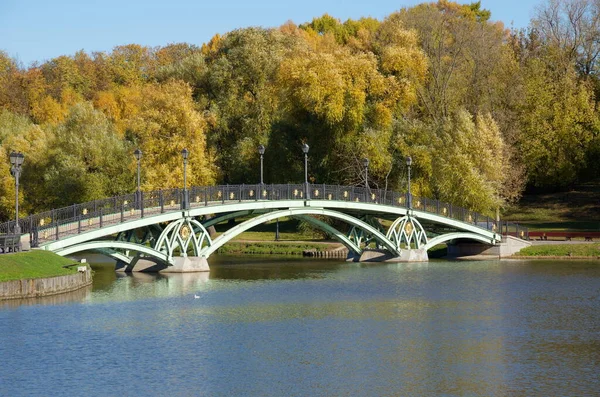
[155,217,212,259]
[386,215,428,250]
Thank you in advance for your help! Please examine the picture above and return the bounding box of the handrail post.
[160,190,164,213]
[78,215,81,234]
[32,218,38,248]
[205,187,208,206]
[100,208,103,228]
[120,203,124,223]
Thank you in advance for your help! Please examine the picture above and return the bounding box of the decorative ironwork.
[386,215,428,250]
[347,216,386,249]
[0,183,524,250]
[154,217,212,259]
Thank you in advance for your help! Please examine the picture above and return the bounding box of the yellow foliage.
[125,80,214,189]
[31,96,67,125]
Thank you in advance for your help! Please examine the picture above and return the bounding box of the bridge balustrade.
[0,183,526,248]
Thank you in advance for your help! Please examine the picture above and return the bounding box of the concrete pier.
[358,248,429,263]
[447,235,531,259]
[116,256,210,273]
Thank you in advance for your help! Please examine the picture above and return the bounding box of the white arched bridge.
[0,184,527,272]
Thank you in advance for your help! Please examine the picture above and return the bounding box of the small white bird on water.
[194,294,200,299]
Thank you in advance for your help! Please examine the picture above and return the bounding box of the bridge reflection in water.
[0,184,527,271]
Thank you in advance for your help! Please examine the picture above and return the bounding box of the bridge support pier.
[358,249,428,263]
[116,256,210,273]
[163,256,210,273]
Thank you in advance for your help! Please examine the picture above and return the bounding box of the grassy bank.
[214,217,326,241]
[217,241,341,256]
[516,244,600,257]
[504,181,600,231]
[0,251,80,282]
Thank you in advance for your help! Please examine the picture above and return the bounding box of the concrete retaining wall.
[303,247,349,259]
[0,267,92,300]
[447,235,532,259]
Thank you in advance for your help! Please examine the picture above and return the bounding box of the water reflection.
[1,256,599,396]
[0,284,92,309]
[87,267,210,303]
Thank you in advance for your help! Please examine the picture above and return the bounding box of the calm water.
[1,257,599,396]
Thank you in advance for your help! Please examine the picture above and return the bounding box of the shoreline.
[508,255,600,260]
[0,267,92,300]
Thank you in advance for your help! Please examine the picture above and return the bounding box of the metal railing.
[0,184,526,248]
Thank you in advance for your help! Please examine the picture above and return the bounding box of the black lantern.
[181,148,190,210]
[9,151,24,235]
[302,144,310,200]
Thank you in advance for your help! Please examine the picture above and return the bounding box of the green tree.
[37,102,133,207]
[201,27,300,182]
[517,55,598,188]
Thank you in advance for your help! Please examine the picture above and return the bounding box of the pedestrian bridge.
[0,184,525,272]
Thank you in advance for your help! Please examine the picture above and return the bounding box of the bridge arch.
[423,232,496,251]
[52,241,172,264]
[200,208,400,257]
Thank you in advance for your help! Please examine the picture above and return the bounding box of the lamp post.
[363,157,369,192]
[9,151,24,235]
[134,148,142,208]
[258,144,265,187]
[406,156,412,211]
[181,148,189,210]
[302,143,310,200]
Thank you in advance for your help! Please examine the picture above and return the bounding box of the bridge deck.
[0,184,519,254]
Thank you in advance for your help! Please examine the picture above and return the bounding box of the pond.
[1,256,599,396]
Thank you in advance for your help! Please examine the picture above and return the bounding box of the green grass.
[214,217,332,242]
[0,250,80,282]
[504,181,600,231]
[228,231,324,241]
[217,241,340,255]
[516,244,600,257]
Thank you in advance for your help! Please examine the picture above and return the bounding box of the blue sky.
[1,0,542,66]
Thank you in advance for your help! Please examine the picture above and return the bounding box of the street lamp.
[9,151,24,235]
[258,144,265,187]
[406,156,412,210]
[363,157,369,189]
[302,143,310,200]
[134,148,142,208]
[181,148,190,210]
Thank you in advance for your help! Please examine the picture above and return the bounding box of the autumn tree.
[201,27,301,182]
[125,80,214,190]
[35,102,133,207]
[516,54,598,188]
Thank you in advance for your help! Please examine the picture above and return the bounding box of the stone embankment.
[303,246,349,259]
[0,266,92,300]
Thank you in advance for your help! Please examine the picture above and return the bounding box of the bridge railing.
[0,183,526,248]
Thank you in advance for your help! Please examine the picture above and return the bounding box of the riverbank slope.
[0,251,91,300]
